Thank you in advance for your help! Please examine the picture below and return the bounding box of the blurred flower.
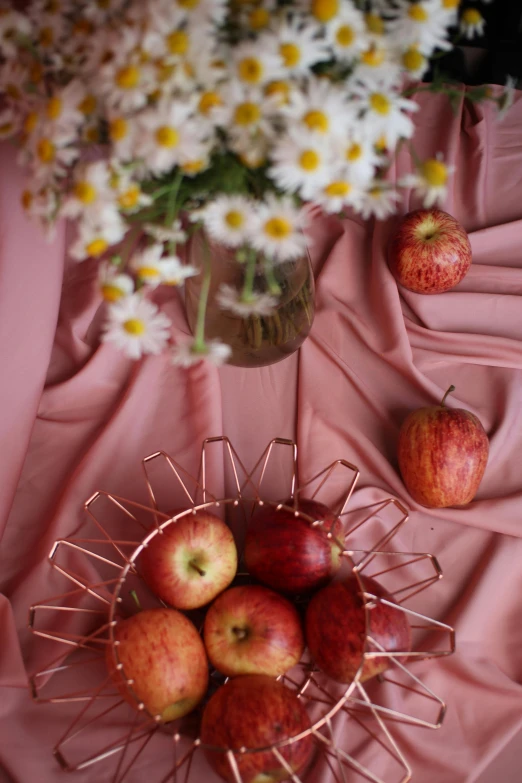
[459,7,485,40]
[171,337,232,367]
[101,294,172,359]
[401,153,455,208]
[216,284,279,317]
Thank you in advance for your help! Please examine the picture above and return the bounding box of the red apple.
[139,509,238,610]
[305,575,411,684]
[388,208,472,294]
[398,385,489,508]
[203,585,304,678]
[244,498,343,594]
[201,674,314,783]
[106,607,209,722]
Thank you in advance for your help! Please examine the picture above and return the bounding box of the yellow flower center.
[346,143,362,162]
[375,135,387,152]
[85,125,100,143]
[0,121,13,135]
[264,217,292,240]
[402,47,425,72]
[182,159,206,174]
[46,96,62,121]
[370,93,391,115]
[109,117,128,141]
[299,149,320,171]
[137,266,161,279]
[336,25,355,47]
[86,238,109,257]
[123,318,146,335]
[280,42,301,68]
[249,8,269,29]
[198,91,222,114]
[303,110,329,133]
[361,45,385,67]
[116,65,140,90]
[73,19,93,35]
[311,0,339,23]
[6,84,21,100]
[118,185,141,209]
[365,12,384,35]
[39,27,54,47]
[24,111,38,134]
[167,30,189,55]
[78,94,96,115]
[177,0,200,8]
[369,186,383,198]
[462,8,482,24]
[101,284,125,302]
[225,210,244,229]
[234,102,260,126]
[264,80,290,104]
[74,181,97,204]
[30,63,44,83]
[238,57,263,84]
[421,159,448,186]
[21,190,33,210]
[408,3,428,22]
[442,0,460,7]
[155,126,179,148]
[155,61,176,83]
[36,138,55,163]
[325,181,351,197]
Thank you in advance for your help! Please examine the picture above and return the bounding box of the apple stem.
[130,590,142,612]
[189,560,206,577]
[440,385,456,407]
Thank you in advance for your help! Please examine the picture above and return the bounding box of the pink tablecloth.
[1,87,522,783]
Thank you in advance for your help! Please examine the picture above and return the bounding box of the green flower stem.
[193,233,212,352]
[241,247,257,302]
[263,258,282,296]
[166,169,183,226]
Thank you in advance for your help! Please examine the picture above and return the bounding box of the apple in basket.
[139,508,238,610]
[106,607,209,722]
[201,674,314,783]
[203,584,304,678]
[387,208,472,294]
[244,497,344,594]
[305,575,411,684]
[398,385,489,508]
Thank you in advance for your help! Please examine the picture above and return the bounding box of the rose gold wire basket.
[28,437,455,783]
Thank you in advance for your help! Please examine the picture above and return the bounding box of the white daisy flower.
[216,284,279,317]
[32,13,67,55]
[61,161,114,220]
[307,0,344,26]
[0,107,20,140]
[159,256,199,286]
[437,0,460,21]
[143,220,187,245]
[102,294,172,360]
[232,38,283,87]
[214,83,278,144]
[99,264,135,302]
[107,113,138,163]
[358,182,401,220]
[251,196,307,263]
[42,80,85,143]
[400,46,430,80]
[0,10,32,58]
[24,133,79,184]
[83,0,129,24]
[19,185,58,233]
[0,60,30,105]
[170,0,228,26]
[129,244,166,286]
[112,171,153,213]
[268,128,333,200]
[497,75,517,121]
[98,55,156,113]
[387,0,452,56]
[352,37,401,88]
[171,337,232,368]
[333,134,380,186]
[400,153,455,208]
[314,175,365,214]
[275,17,331,75]
[69,213,127,262]
[179,138,214,177]
[326,4,368,60]
[459,7,485,39]
[282,77,355,137]
[353,84,418,148]
[198,195,256,249]
[233,133,271,170]
[135,99,203,176]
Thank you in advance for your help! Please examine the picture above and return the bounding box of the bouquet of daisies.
[0,0,512,365]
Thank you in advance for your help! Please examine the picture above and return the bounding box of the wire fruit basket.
[29,437,455,783]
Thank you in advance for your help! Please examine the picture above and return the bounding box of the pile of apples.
[106,499,412,783]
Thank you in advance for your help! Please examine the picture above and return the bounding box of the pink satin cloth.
[1,87,522,783]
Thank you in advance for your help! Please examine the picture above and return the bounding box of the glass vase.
[184,232,315,368]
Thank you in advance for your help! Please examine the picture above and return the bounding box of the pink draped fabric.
[1,86,521,783]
